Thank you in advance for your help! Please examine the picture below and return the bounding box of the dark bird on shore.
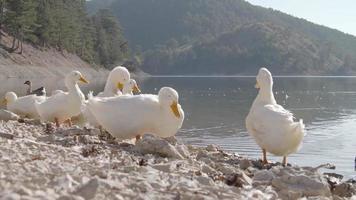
[24,80,46,96]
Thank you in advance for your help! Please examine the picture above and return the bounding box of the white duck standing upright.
[87,87,184,141]
[35,71,88,127]
[3,92,46,119]
[245,68,305,166]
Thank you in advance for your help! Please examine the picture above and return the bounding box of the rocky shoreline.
[0,117,355,199]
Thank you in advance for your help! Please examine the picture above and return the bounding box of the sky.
[245,0,356,36]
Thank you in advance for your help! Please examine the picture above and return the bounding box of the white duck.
[87,87,184,140]
[122,79,141,95]
[97,66,130,97]
[245,68,305,166]
[35,71,88,127]
[82,67,132,127]
[3,92,46,119]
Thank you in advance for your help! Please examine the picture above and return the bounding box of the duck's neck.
[27,83,32,94]
[66,80,81,94]
[254,85,276,105]
[103,73,117,95]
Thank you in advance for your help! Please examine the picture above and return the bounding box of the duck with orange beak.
[87,87,184,141]
[35,71,89,127]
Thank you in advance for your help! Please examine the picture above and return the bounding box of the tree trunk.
[20,39,23,54]
[11,37,17,50]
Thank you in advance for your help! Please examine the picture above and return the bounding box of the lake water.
[1,76,356,178]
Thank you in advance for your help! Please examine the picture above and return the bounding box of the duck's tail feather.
[292,118,306,152]
[87,91,94,100]
[298,119,306,136]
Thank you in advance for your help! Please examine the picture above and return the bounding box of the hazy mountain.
[87,0,356,75]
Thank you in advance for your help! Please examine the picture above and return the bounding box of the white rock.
[135,134,185,159]
[57,195,85,200]
[201,163,216,174]
[271,167,332,197]
[253,170,275,186]
[206,144,218,152]
[152,163,175,173]
[196,175,214,186]
[74,178,99,200]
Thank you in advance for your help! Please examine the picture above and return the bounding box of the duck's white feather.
[246,104,305,156]
[35,71,86,123]
[82,66,130,127]
[246,68,305,157]
[87,89,184,140]
[6,93,45,119]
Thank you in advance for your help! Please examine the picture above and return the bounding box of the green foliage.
[1,0,128,68]
[92,9,128,67]
[87,0,356,75]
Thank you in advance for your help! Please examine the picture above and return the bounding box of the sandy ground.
[0,117,355,200]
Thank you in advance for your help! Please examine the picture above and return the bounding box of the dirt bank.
[0,33,108,79]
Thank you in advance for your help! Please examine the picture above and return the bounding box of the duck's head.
[128,79,141,94]
[159,87,181,118]
[110,66,130,92]
[66,71,89,84]
[255,67,273,89]
[3,92,17,105]
[24,80,31,85]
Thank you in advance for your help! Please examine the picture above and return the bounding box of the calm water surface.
[1,76,355,178]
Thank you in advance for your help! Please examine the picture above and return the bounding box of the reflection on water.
[1,76,356,178]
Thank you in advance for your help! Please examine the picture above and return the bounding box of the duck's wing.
[31,87,46,96]
[251,104,294,134]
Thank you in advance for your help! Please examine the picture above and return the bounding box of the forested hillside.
[87,0,356,75]
[0,0,128,69]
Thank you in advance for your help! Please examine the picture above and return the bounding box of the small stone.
[152,163,174,173]
[164,136,178,145]
[201,163,216,174]
[138,158,148,166]
[215,163,238,175]
[58,195,85,200]
[333,182,356,197]
[135,134,185,159]
[196,175,214,186]
[239,159,252,170]
[253,170,275,186]
[15,186,33,196]
[0,193,21,200]
[93,171,108,179]
[74,178,99,200]
[176,144,190,158]
[57,126,91,137]
[196,150,209,160]
[225,171,252,187]
[81,145,100,157]
[0,132,14,139]
[206,144,218,152]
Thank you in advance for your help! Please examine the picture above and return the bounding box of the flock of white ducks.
[2,66,305,166]
[2,66,184,141]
